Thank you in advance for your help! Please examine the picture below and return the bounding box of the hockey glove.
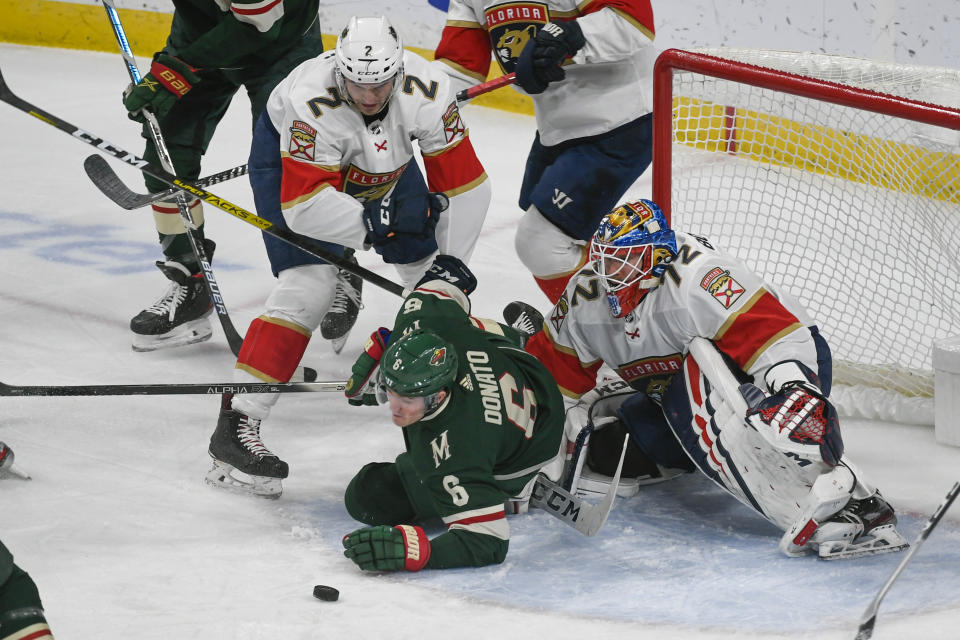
[362,188,448,264]
[515,20,586,94]
[342,524,431,572]
[122,53,200,123]
[415,254,478,295]
[745,360,844,466]
[345,327,391,406]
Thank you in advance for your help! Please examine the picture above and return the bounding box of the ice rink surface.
[1,44,959,639]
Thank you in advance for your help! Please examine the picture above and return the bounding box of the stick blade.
[854,616,875,640]
[83,154,158,209]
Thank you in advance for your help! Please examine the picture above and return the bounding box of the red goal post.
[651,48,960,424]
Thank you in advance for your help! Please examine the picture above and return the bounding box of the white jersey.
[436,0,658,145]
[526,231,819,399]
[262,49,490,261]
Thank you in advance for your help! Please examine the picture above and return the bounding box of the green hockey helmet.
[381,328,458,398]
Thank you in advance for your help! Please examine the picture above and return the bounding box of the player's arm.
[414,70,490,260]
[433,0,493,87]
[174,0,306,69]
[571,0,656,65]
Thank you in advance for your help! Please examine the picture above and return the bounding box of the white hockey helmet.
[335,16,405,101]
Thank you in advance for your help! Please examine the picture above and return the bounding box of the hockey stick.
[0,67,409,299]
[84,154,247,210]
[530,434,628,536]
[455,72,516,102]
[0,379,346,397]
[91,74,515,211]
[101,0,245,355]
[854,480,960,640]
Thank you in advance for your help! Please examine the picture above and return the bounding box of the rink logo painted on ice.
[485,2,549,72]
[700,267,745,309]
[288,121,317,161]
[0,212,247,275]
[343,165,406,202]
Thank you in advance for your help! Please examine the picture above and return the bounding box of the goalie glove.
[342,524,431,572]
[344,327,391,406]
[744,360,844,466]
[122,53,200,122]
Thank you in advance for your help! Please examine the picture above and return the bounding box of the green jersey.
[390,280,565,569]
[0,540,12,585]
[168,0,320,70]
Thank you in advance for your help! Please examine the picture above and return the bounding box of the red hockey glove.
[345,327,391,406]
[122,53,200,122]
[342,524,431,571]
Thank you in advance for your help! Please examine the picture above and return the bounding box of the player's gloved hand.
[122,52,200,123]
[342,524,431,571]
[345,327,391,406]
[363,188,448,264]
[415,254,477,295]
[744,360,844,466]
[515,20,586,94]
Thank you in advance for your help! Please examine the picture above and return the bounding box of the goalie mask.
[335,16,404,110]
[590,200,677,318]
[380,328,458,418]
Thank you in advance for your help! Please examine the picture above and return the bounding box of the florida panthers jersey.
[260,49,489,259]
[526,231,819,399]
[436,0,658,145]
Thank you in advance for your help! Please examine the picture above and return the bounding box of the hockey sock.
[235,316,311,383]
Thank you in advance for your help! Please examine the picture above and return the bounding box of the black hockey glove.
[415,254,478,295]
[122,52,200,123]
[515,20,586,94]
[362,190,447,264]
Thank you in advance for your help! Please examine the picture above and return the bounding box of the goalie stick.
[0,379,346,397]
[101,0,244,355]
[84,155,247,210]
[89,75,515,212]
[530,434,629,536]
[0,67,408,299]
[854,480,960,640]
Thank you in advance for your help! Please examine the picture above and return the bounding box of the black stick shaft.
[0,380,346,397]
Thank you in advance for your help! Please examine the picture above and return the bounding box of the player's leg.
[515,115,652,303]
[130,67,240,351]
[344,453,440,526]
[205,114,344,498]
[662,337,908,558]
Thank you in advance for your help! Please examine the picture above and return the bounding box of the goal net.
[652,49,960,424]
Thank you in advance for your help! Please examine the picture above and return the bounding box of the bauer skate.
[206,400,288,499]
[812,493,910,559]
[130,240,216,352]
[320,248,363,355]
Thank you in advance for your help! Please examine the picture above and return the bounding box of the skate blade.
[817,524,910,560]
[330,331,351,355]
[132,318,213,352]
[204,460,282,499]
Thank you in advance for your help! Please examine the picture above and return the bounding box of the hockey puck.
[313,585,339,602]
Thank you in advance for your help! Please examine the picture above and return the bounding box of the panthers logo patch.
[288,121,316,161]
[485,2,549,73]
[700,267,745,309]
[442,101,465,143]
[343,164,406,202]
[550,291,569,332]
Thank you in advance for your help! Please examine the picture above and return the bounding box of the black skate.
[130,240,215,352]
[503,301,544,345]
[205,397,288,499]
[813,493,909,559]
[320,248,363,354]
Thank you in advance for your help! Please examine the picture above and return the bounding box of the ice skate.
[206,402,288,499]
[813,493,910,559]
[503,300,544,344]
[320,248,363,354]
[130,241,216,352]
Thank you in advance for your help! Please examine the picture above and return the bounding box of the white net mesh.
[663,49,960,418]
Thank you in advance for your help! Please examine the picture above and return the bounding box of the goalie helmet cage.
[652,48,960,425]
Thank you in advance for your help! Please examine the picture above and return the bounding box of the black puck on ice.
[313,585,339,601]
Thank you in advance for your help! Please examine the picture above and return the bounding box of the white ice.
[1,44,959,640]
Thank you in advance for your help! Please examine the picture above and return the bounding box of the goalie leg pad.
[662,338,831,531]
[617,392,695,472]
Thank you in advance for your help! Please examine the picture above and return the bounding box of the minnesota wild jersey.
[390,280,565,568]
